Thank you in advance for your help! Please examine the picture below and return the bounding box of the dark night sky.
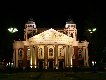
[0,1,106,60]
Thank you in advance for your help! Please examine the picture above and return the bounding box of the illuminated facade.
[13,19,89,69]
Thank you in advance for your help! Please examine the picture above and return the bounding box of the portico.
[28,28,74,69]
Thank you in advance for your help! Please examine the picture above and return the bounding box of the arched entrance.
[39,61,43,69]
[59,61,64,69]
[48,61,53,69]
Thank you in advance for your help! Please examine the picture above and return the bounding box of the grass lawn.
[0,71,106,80]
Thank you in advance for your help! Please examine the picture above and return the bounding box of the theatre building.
[12,19,89,69]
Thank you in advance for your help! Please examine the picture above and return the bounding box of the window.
[60,53,61,56]
[19,50,22,57]
[68,25,70,28]
[33,30,36,35]
[39,48,42,56]
[78,48,83,59]
[71,33,73,38]
[27,32,33,38]
[71,25,75,28]
[79,54,82,58]
[25,25,27,28]
[59,48,62,56]
[71,25,74,27]
[78,48,82,54]
[18,49,23,59]
[28,25,32,27]
[49,48,53,56]
[27,49,30,58]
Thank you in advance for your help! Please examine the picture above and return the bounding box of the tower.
[64,19,77,41]
[24,19,37,41]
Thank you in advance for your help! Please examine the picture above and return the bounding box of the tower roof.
[66,16,75,24]
[26,18,35,24]
[66,20,75,24]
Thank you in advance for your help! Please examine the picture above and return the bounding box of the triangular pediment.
[29,28,73,45]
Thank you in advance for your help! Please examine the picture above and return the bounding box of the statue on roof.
[26,18,35,24]
[66,16,75,24]
[29,18,33,21]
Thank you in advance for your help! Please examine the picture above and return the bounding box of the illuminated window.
[49,48,53,56]
[71,25,75,28]
[71,25,74,27]
[78,48,83,59]
[39,48,42,56]
[78,54,82,58]
[28,25,32,27]
[68,25,70,27]
[59,48,62,56]
[19,50,22,57]
[60,53,61,56]
[71,33,73,38]
[27,48,30,59]
[78,48,82,54]
[18,49,23,59]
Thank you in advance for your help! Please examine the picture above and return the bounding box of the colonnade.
[29,44,73,69]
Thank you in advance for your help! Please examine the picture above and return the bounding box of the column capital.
[69,45,72,47]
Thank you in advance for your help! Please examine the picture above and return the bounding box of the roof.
[26,18,35,24]
[29,28,73,45]
[37,28,64,33]
[66,20,75,24]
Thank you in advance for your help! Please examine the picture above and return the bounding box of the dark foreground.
[0,70,106,80]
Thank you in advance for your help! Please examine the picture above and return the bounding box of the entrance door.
[18,60,23,68]
[49,61,53,69]
[59,61,64,69]
[27,60,30,68]
[39,61,43,70]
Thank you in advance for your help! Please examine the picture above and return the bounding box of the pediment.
[29,28,73,45]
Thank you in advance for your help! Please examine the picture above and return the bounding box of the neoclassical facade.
[12,19,89,69]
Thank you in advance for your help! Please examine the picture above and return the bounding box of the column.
[84,47,89,67]
[54,45,58,69]
[86,47,89,67]
[23,46,27,68]
[30,45,33,68]
[73,46,78,67]
[68,46,71,67]
[44,45,48,69]
[69,45,73,67]
[71,46,74,67]
[34,45,38,68]
[16,48,18,68]
[64,45,67,67]
[66,45,69,67]
[32,45,35,68]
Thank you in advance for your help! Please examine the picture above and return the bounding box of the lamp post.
[8,27,18,70]
[88,28,96,46]
[88,28,97,67]
[8,27,18,60]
